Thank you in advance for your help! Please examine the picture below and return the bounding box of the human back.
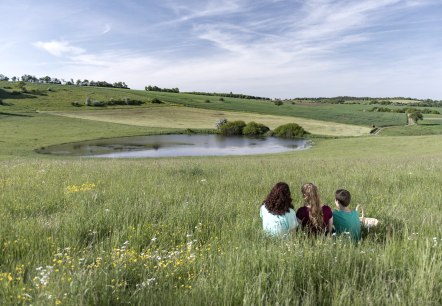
[260,182,298,236]
[332,189,361,241]
[296,183,333,235]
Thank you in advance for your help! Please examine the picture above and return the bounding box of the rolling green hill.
[0,81,408,127]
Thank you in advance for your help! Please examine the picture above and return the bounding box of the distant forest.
[0,73,129,89]
[288,96,442,106]
[184,91,271,100]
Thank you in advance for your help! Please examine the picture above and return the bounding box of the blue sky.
[1,0,441,99]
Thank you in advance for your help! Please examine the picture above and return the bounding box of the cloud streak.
[33,40,85,57]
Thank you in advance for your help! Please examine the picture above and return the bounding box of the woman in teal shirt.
[260,182,298,236]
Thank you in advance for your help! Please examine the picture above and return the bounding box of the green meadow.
[1,81,442,305]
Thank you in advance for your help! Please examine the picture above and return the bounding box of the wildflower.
[66,182,96,193]
[151,237,157,242]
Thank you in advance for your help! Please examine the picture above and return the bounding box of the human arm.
[355,204,365,226]
[327,216,333,234]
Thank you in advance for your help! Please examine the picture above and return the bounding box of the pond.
[36,134,311,158]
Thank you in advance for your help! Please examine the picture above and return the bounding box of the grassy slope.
[1,81,406,127]
[1,81,442,304]
[1,137,442,304]
[47,106,370,136]
[0,113,176,158]
[145,91,408,127]
[380,116,442,136]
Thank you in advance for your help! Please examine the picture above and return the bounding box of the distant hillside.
[2,80,441,127]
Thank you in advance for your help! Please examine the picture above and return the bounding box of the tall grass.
[1,136,442,305]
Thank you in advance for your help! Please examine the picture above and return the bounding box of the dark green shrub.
[243,121,270,136]
[205,99,210,103]
[71,101,82,107]
[219,97,224,102]
[274,100,283,106]
[152,98,163,104]
[273,123,309,138]
[219,120,246,136]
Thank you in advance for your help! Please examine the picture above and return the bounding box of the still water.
[36,134,310,158]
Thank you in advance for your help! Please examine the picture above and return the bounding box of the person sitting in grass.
[296,183,333,235]
[260,182,298,236]
[333,189,361,241]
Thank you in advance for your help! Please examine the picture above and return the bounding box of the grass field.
[45,107,371,136]
[1,136,442,305]
[1,81,408,127]
[1,81,442,305]
[379,115,442,136]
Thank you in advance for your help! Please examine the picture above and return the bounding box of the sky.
[1,0,442,99]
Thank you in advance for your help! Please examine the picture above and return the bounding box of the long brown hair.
[301,183,323,229]
[263,182,294,215]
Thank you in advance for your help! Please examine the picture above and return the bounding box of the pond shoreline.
[35,133,311,158]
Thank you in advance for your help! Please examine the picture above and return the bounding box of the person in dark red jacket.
[296,183,333,235]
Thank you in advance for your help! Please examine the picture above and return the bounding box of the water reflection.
[36,134,310,158]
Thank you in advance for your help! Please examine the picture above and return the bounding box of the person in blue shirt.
[260,182,298,236]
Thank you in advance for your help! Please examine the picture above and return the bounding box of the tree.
[407,111,423,125]
[273,123,309,138]
[274,100,283,106]
[17,81,27,92]
[219,120,246,136]
[215,118,228,129]
[243,121,270,136]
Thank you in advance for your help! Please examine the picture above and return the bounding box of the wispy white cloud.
[164,0,246,20]
[33,40,85,57]
[101,24,112,35]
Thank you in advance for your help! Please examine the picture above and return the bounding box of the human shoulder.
[296,206,308,219]
[322,205,332,213]
[260,204,269,213]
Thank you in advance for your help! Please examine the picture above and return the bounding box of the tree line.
[288,96,442,105]
[0,74,129,89]
[185,91,271,100]
[145,85,179,93]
